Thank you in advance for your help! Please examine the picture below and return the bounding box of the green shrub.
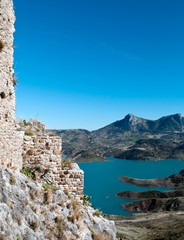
[49,132,56,136]
[16,235,21,240]
[22,167,35,179]
[25,131,34,136]
[23,119,28,126]
[61,158,72,170]
[12,73,18,86]
[67,216,72,222]
[45,168,50,173]
[43,184,59,191]
[0,92,6,99]
[35,166,41,172]
[62,159,68,169]
[93,209,101,217]
[57,223,64,230]
[0,40,4,52]
[83,195,92,205]
[89,226,95,239]
[9,176,16,185]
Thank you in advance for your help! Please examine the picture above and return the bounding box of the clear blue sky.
[13,0,184,130]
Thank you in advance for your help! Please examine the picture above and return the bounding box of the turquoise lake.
[78,158,184,216]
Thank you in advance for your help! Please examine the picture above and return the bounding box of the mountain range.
[50,113,184,161]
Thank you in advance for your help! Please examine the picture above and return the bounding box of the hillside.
[0,165,116,240]
[51,113,184,161]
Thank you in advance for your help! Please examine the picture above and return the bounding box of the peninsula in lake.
[117,170,184,213]
[50,113,184,162]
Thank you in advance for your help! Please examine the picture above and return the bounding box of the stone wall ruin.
[0,0,24,171]
[23,135,84,199]
[0,0,84,199]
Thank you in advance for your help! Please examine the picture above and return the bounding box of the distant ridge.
[98,113,184,133]
[51,113,184,161]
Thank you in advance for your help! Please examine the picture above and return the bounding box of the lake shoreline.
[76,156,184,163]
[79,158,184,216]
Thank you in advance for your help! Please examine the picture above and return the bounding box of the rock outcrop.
[0,165,116,240]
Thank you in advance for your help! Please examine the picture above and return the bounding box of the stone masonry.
[0,0,15,122]
[23,134,84,199]
[0,0,84,199]
[23,135,62,175]
[0,0,24,171]
[59,163,84,199]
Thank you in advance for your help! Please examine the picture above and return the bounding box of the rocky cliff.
[0,165,116,240]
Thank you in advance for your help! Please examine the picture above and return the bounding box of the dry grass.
[6,200,11,208]
[57,226,65,240]
[49,204,57,212]
[11,176,16,185]
[35,172,39,181]
[26,149,35,156]
[30,220,39,231]
[55,216,63,223]
[59,198,65,207]
[67,202,72,209]
[71,208,80,224]
[68,158,72,168]
[35,189,40,198]
[54,217,66,240]
[0,235,8,240]
[17,215,22,226]
[94,232,112,240]
[64,188,69,195]
[46,189,52,203]
[30,191,35,200]
[93,232,103,240]
[71,198,78,210]
[62,157,73,170]
[9,175,16,185]
[77,217,84,229]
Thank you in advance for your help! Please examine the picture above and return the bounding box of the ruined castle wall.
[23,135,62,173]
[23,135,84,199]
[0,0,24,171]
[58,163,84,200]
[0,129,24,171]
[0,0,84,198]
[0,0,16,123]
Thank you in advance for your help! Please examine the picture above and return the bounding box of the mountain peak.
[112,113,143,129]
[125,113,137,120]
[126,113,136,117]
[175,113,182,118]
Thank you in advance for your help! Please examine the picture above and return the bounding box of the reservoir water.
[78,158,184,216]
